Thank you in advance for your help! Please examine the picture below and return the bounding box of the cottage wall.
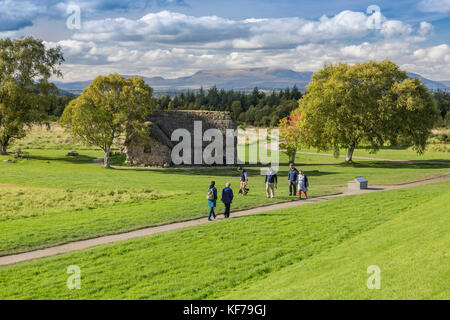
[126,137,171,167]
[125,110,237,167]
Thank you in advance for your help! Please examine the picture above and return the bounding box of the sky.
[0,0,449,82]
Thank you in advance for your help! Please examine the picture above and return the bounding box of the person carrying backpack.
[207,181,218,220]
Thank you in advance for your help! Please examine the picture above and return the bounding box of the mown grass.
[0,146,449,255]
[221,185,450,299]
[0,182,448,299]
[299,144,450,162]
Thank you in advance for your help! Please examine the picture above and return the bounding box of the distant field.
[10,123,124,150]
[1,182,448,299]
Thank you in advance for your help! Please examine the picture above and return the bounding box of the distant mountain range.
[54,67,450,95]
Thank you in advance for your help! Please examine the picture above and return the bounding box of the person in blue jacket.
[221,182,234,218]
[288,163,299,196]
[207,181,218,221]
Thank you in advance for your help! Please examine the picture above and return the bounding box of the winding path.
[1,173,449,267]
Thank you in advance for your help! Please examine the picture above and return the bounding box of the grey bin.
[348,176,368,190]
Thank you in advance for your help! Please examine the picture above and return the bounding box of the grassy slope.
[1,147,449,255]
[220,188,450,299]
[0,182,448,299]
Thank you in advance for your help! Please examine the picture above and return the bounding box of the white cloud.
[0,0,44,31]
[380,20,413,38]
[70,10,418,50]
[413,44,450,62]
[417,0,450,13]
[41,9,450,81]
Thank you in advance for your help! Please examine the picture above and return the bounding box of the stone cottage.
[125,110,237,166]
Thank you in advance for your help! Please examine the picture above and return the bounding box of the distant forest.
[48,86,449,127]
[154,86,303,126]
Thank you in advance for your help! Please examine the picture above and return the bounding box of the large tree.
[298,60,439,162]
[0,37,64,154]
[60,74,154,167]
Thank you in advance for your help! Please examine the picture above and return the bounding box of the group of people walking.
[288,163,309,199]
[206,164,309,221]
[207,181,233,221]
[261,163,309,199]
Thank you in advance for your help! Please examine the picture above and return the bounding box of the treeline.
[47,84,450,128]
[433,89,450,127]
[47,95,76,119]
[154,86,303,126]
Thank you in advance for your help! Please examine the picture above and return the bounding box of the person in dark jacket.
[288,163,299,196]
[221,182,234,218]
[207,181,218,221]
[264,167,278,198]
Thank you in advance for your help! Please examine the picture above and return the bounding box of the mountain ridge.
[54,67,450,93]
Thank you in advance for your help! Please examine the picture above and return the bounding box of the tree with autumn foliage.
[279,108,305,164]
[297,60,439,162]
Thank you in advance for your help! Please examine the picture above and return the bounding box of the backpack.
[206,188,215,200]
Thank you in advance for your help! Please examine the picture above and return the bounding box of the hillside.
[54,67,450,93]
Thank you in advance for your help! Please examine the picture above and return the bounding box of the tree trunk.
[0,143,7,155]
[291,147,297,164]
[346,144,355,162]
[103,147,111,168]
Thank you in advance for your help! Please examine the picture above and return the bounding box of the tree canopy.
[0,37,64,154]
[61,74,154,167]
[295,60,439,162]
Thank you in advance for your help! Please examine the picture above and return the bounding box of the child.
[297,170,309,199]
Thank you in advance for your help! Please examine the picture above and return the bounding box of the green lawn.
[1,182,448,299]
[300,145,450,162]
[222,185,450,299]
[1,146,449,255]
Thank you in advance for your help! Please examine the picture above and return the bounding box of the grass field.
[300,145,450,162]
[1,182,448,299]
[1,146,449,256]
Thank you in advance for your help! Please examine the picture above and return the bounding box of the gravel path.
[1,173,449,266]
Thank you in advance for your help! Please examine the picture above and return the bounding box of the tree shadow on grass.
[348,161,450,170]
[26,154,97,164]
[112,166,338,179]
